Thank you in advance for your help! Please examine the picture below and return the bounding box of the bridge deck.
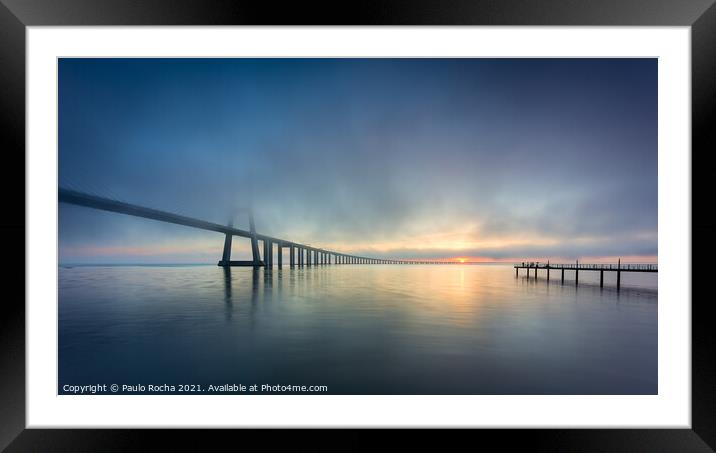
[59,188,450,266]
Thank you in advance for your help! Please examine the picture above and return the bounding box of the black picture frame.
[2,0,713,450]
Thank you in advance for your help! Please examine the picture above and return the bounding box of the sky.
[58,58,657,264]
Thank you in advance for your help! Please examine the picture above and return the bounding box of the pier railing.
[516,262,657,271]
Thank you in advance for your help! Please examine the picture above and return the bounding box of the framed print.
[2,0,714,450]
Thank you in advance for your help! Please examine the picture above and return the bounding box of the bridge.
[515,261,657,290]
[59,188,455,267]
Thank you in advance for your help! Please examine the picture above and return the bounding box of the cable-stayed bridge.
[59,187,453,267]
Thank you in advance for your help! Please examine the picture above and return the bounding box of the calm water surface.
[59,264,657,394]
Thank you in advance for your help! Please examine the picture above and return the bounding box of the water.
[58,264,657,395]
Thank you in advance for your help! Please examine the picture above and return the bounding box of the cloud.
[58,58,657,262]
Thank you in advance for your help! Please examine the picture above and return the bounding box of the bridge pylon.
[217,209,264,267]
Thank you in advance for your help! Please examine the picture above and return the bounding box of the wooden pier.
[514,260,657,290]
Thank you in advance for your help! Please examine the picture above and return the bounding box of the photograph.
[4,0,711,445]
[57,57,658,396]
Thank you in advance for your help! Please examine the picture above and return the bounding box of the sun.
[458,258,466,263]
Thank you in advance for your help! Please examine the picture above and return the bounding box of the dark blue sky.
[58,58,657,263]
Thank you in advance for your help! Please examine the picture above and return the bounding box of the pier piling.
[575,260,578,286]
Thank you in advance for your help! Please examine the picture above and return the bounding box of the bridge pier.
[277,244,283,267]
[217,218,264,267]
[221,233,232,263]
[263,240,269,268]
[290,246,295,267]
[249,213,261,266]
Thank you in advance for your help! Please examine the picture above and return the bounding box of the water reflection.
[59,264,657,394]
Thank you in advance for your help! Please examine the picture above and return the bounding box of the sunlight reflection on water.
[59,264,657,394]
